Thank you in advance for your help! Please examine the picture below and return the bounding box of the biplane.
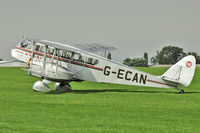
[0,37,196,93]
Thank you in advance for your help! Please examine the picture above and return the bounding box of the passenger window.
[35,45,40,51]
[60,50,66,58]
[73,53,80,61]
[92,59,99,65]
[39,46,44,53]
[51,49,99,66]
[66,51,72,59]
[35,45,44,53]
[61,51,72,59]
[48,48,55,55]
[79,55,85,63]
[86,58,93,65]
[86,58,99,65]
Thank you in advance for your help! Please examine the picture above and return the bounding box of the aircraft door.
[69,52,86,74]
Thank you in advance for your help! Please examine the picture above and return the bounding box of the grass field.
[0,67,199,133]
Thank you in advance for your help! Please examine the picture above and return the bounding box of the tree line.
[1,46,199,66]
[123,46,200,67]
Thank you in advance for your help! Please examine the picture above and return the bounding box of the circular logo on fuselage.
[186,61,192,68]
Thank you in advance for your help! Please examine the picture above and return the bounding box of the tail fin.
[161,55,196,87]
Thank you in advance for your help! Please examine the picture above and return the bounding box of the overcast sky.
[0,0,200,62]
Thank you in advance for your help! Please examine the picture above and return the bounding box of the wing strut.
[28,41,36,74]
[50,48,56,65]
[42,45,48,75]
[55,49,60,75]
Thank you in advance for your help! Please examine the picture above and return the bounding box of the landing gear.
[33,79,51,92]
[176,84,184,94]
[33,80,72,92]
[178,89,184,93]
[55,82,72,92]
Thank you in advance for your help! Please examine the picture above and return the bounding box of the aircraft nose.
[11,48,15,58]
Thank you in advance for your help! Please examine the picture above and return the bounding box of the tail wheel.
[178,89,184,93]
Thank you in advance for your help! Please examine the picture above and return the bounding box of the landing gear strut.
[55,82,72,92]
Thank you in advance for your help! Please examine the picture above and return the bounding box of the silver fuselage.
[11,42,177,89]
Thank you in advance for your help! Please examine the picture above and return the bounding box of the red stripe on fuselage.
[147,79,177,87]
[14,46,103,71]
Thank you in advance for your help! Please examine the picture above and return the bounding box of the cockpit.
[18,40,33,49]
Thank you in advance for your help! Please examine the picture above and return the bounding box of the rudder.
[161,55,196,87]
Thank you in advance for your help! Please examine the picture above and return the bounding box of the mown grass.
[0,67,199,133]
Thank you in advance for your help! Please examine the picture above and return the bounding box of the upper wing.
[0,60,26,67]
[24,37,117,57]
[71,43,117,53]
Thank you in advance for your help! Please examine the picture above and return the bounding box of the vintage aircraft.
[0,37,196,93]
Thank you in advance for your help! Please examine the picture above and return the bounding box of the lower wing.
[0,60,26,67]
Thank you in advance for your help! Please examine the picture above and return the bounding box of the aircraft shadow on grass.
[47,89,200,95]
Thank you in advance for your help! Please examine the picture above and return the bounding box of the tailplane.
[161,55,196,87]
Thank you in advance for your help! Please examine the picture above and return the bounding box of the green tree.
[123,58,132,66]
[144,52,148,61]
[144,52,148,66]
[153,46,186,64]
[150,57,158,65]
[107,52,111,60]
[123,57,148,67]
[0,58,2,61]
[131,58,148,67]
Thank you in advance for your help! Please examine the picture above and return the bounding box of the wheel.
[56,83,72,92]
[178,89,184,93]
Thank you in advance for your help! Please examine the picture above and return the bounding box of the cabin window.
[35,45,40,51]
[92,59,99,65]
[34,45,44,53]
[61,50,72,59]
[86,58,93,64]
[71,53,99,65]
[36,47,100,66]
[79,55,85,63]
[47,47,55,55]
[39,46,44,53]
[85,58,99,65]
[66,51,72,59]
[73,53,80,61]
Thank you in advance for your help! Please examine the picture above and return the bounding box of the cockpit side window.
[20,42,27,48]
[18,40,32,50]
